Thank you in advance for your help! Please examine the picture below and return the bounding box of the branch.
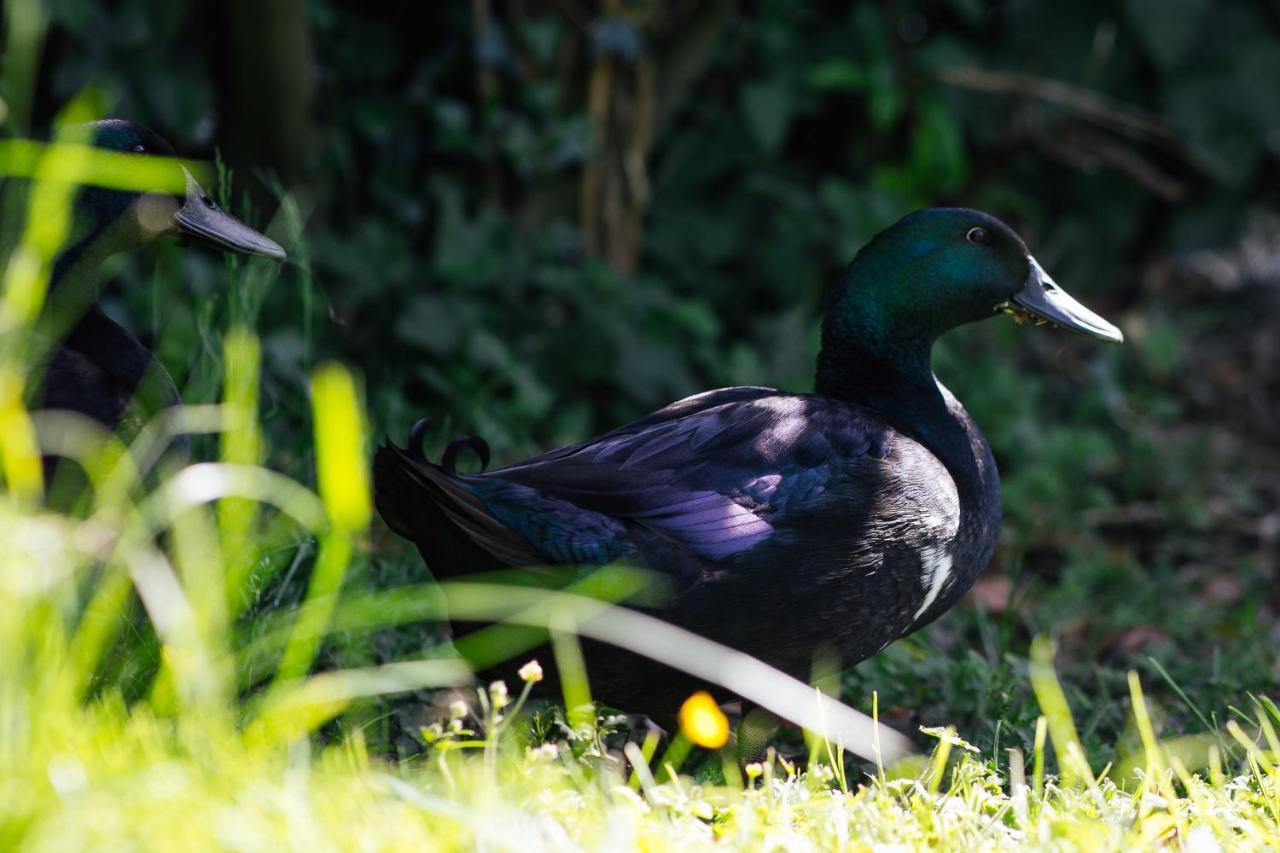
[1029,122,1186,201]
[938,66,1178,147]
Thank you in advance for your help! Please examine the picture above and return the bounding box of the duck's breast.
[695,432,957,661]
[858,435,963,629]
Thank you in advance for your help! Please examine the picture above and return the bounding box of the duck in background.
[374,208,1122,716]
[26,119,284,491]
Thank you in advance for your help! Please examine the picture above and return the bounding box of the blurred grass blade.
[1032,715,1047,801]
[0,139,208,193]
[263,176,316,361]
[453,563,661,672]
[656,733,693,783]
[0,365,42,502]
[310,363,371,531]
[110,405,223,492]
[549,613,593,732]
[235,582,447,684]
[1029,636,1092,790]
[237,566,649,690]
[220,328,263,607]
[0,0,48,132]
[251,659,471,743]
[1123,671,1174,804]
[1,119,95,333]
[0,109,98,503]
[272,364,369,684]
[925,729,954,795]
[441,581,916,763]
[169,494,234,709]
[141,463,326,535]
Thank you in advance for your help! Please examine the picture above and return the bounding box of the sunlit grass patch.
[7,658,1278,850]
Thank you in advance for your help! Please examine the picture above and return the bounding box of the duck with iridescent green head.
[375,208,1122,715]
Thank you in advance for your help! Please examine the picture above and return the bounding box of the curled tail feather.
[373,442,542,576]
[406,417,491,473]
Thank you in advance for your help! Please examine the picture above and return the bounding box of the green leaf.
[741,81,794,153]
[807,59,868,93]
[1123,0,1209,71]
[909,103,969,193]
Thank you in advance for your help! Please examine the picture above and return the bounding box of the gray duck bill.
[172,166,286,261]
[1000,256,1123,344]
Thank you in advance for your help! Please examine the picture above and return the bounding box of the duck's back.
[378,387,896,574]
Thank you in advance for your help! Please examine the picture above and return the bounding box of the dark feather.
[465,390,893,562]
[373,444,543,573]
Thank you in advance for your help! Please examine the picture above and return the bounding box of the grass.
[3,118,1280,849]
[4,529,1280,853]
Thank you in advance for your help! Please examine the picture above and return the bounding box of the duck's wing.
[466,389,895,564]
[511,386,781,465]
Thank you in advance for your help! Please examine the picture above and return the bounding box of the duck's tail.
[373,423,542,576]
[404,417,491,474]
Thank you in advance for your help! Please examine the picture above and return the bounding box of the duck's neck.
[48,224,113,332]
[815,308,983,504]
[47,231,156,395]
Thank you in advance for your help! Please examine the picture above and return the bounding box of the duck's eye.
[128,143,147,154]
[966,227,989,245]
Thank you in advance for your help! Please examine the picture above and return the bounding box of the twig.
[551,0,592,32]
[581,48,613,261]
[502,0,541,78]
[651,0,733,138]
[938,66,1178,147]
[1030,122,1186,201]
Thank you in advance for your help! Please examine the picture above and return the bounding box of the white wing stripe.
[913,546,953,621]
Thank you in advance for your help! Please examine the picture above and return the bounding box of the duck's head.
[832,207,1122,347]
[66,119,285,262]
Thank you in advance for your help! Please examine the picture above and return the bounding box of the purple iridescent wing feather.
[462,388,894,563]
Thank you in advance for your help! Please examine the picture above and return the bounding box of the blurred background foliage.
[6,0,1280,760]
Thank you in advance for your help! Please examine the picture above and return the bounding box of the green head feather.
[827,208,1033,348]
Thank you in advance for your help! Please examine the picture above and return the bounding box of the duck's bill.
[1000,256,1123,344]
[172,167,286,261]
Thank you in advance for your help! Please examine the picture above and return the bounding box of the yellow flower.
[518,660,544,683]
[679,691,729,749]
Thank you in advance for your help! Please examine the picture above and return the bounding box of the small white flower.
[518,659,544,683]
[489,680,510,709]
